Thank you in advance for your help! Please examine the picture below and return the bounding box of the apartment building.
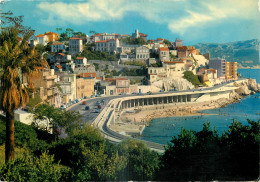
[209,58,226,78]
[51,42,65,52]
[225,62,237,80]
[69,37,83,54]
[28,68,61,107]
[95,39,120,54]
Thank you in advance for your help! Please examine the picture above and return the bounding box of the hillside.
[195,39,259,67]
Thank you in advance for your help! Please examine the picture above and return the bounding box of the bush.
[1,151,63,182]
[183,71,201,86]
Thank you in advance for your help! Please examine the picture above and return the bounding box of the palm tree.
[0,26,45,162]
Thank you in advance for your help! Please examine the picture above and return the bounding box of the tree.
[0,27,45,162]
[118,139,160,181]
[32,104,82,135]
[163,39,171,45]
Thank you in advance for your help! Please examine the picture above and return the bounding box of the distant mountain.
[195,39,259,67]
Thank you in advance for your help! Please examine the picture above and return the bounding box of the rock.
[251,91,256,95]
[235,85,251,95]
[248,79,259,92]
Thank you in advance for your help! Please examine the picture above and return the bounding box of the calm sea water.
[136,69,260,145]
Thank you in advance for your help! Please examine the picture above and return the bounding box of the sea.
[136,69,260,145]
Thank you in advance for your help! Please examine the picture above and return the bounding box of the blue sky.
[2,0,260,45]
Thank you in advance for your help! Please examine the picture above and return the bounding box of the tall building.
[209,58,226,78]
[69,37,83,54]
[225,62,237,80]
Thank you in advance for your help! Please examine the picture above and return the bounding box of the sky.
[2,0,260,45]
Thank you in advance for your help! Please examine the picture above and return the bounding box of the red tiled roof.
[208,69,217,73]
[58,53,65,56]
[36,34,45,38]
[69,37,81,40]
[115,78,128,80]
[139,33,147,37]
[159,47,169,51]
[52,42,63,45]
[56,65,62,69]
[157,38,163,40]
[76,57,85,60]
[45,32,59,35]
[121,34,130,36]
[96,40,110,43]
[177,46,187,50]
[78,72,96,78]
[93,33,102,37]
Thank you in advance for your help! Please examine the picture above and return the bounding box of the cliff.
[234,79,260,96]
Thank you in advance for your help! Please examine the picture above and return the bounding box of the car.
[119,92,124,95]
[82,101,87,105]
[95,94,101,97]
[132,92,137,94]
[96,101,101,105]
[137,92,143,95]
[71,101,76,104]
[84,96,88,99]
[75,99,79,103]
[169,89,175,92]
[95,109,101,113]
[97,105,102,109]
[90,95,95,98]
[147,91,152,95]
[85,106,90,110]
[60,105,66,110]
[160,90,164,92]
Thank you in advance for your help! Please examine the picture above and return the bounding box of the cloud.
[37,0,259,34]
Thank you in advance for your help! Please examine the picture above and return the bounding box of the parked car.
[95,94,101,97]
[90,95,95,98]
[75,99,79,103]
[119,92,124,95]
[85,106,90,110]
[132,92,137,94]
[147,91,152,95]
[160,90,164,92]
[84,96,88,99]
[82,101,87,105]
[96,101,101,105]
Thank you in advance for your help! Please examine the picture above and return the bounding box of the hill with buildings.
[195,39,259,68]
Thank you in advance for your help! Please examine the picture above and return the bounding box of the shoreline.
[120,98,237,125]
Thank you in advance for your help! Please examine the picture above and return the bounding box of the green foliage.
[124,61,146,67]
[32,104,82,135]
[183,71,201,86]
[26,96,42,111]
[80,46,118,61]
[50,124,127,181]
[163,39,171,45]
[121,67,147,76]
[118,139,160,181]
[159,120,260,181]
[35,44,45,54]
[121,37,146,45]
[1,151,63,182]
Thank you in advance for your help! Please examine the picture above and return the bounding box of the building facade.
[51,42,65,52]
[159,47,170,62]
[76,78,95,98]
[45,32,59,42]
[225,62,237,80]
[69,38,83,54]
[209,58,226,78]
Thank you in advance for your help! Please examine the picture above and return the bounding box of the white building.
[69,37,83,54]
[34,34,49,46]
[95,39,120,54]
[57,73,77,104]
